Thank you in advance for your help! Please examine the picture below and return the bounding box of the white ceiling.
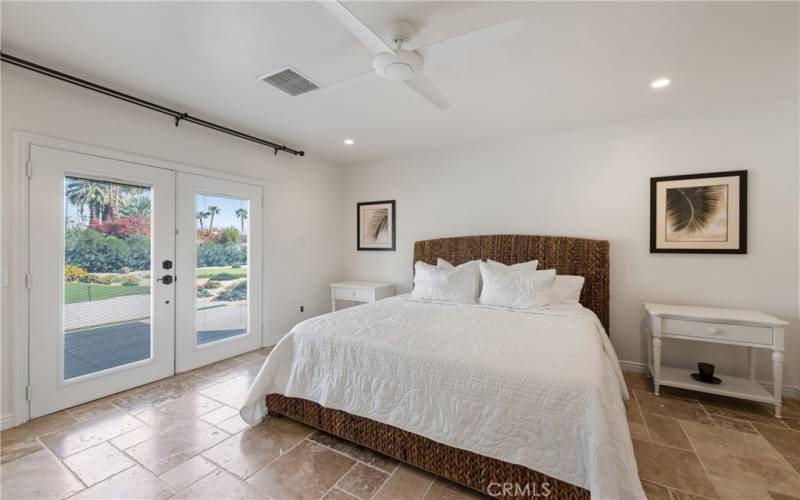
[2,1,798,164]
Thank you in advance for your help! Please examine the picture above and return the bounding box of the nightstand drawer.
[662,318,773,345]
[334,287,373,302]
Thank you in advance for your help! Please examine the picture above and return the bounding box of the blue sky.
[196,194,249,233]
[63,178,249,234]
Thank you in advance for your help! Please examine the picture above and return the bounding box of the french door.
[27,145,264,418]
[174,173,262,372]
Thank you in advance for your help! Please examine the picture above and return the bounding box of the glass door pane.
[194,193,249,345]
[175,172,262,372]
[63,176,153,379]
[29,144,175,418]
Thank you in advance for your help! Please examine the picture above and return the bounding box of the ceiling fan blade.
[416,17,524,66]
[318,1,395,55]
[404,74,451,109]
[313,69,376,96]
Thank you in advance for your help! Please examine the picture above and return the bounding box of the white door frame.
[175,172,264,372]
[10,131,271,427]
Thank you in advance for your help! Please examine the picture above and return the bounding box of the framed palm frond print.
[357,200,395,251]
[650,171,747,253]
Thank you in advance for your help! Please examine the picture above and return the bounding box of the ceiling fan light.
[650,78,672,89]
[343,138,355,146]
[373,50,422,81]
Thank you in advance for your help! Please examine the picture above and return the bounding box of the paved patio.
[65,314,246,379]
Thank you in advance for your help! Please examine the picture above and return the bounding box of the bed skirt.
[266,394,590,499]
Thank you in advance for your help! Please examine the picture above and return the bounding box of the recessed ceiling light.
[650,78,672,89]
[343,138,355,146]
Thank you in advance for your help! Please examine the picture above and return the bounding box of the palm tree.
[120,197,151,218]
[207,206,220,231]
[196,210,209,230]
[235,208,248,234]
[66,178,109,222]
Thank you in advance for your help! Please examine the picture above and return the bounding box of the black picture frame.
[650,170,747,254]
[357,200,396,251]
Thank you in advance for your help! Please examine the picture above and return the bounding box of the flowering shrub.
[196,226,241,244]
[64,265,87,281]
[90,216,150,239]
[196,228,221,243]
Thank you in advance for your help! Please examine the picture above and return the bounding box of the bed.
[241,235,643,499]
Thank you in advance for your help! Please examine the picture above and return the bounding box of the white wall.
[3,64,797,425]
[1,67,342,417]
[339,97,799,392]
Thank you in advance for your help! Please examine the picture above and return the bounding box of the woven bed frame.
[268,235,609,499]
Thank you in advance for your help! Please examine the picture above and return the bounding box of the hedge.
[66,228,245,273]
[65,228,150,273]
[214,281,247,301]
[196,242,247,268]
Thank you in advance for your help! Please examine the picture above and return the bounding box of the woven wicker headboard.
[413,235,610,332]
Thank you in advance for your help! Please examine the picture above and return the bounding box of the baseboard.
[263,334,285,348]
[618,360,649,374]
[618,360,800,399]
[1,413,14,430]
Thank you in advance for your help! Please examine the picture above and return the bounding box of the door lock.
[162,259,173,270]
[157,275,174,285]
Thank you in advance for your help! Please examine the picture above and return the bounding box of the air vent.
[259,67,319,96]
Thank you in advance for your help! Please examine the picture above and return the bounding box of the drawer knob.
[708,327,721,335]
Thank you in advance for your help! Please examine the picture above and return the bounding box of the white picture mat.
[655,175,741,250]
[359,203,393,248]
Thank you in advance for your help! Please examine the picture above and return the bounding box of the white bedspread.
[241,297,644,499]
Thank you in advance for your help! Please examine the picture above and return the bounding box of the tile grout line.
[368,461,401,500]
[63,463,140,499]
[750,424,800,477]
[160,457,219,498]
[59,413,177,497]
[106,436,155,478]
[320,461,360,500]
[675,419,720,499]
[307,436,398,476]
[631,392,652,442]
[33,434,89,493]
[235,430,316,483]
[636,412,711,454]
[420,476,436,499]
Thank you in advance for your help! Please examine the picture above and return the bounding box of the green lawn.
[196,266,247,278]
[65,282,150,304]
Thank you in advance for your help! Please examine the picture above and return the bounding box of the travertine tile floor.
[1,352,799,500]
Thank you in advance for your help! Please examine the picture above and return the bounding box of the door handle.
[157,275,174,285]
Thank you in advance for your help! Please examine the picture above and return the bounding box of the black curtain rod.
[1,52,305,157]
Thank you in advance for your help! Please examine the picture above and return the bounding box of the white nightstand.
[643,303,787,418]
[330,281,395,312]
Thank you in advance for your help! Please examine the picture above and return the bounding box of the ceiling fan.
[318,1,524,109]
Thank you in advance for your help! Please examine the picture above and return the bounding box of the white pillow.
[411,261,478,304]
[478,263,555,310]
[553,275,585,305]
[486,259,538,270]
[436,259,482,299]
[436,258,454,268]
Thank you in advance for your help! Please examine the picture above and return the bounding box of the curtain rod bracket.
[174,112,189,127]
[0,51,306,157]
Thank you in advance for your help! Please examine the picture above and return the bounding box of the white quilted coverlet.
[241,297,644,499]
